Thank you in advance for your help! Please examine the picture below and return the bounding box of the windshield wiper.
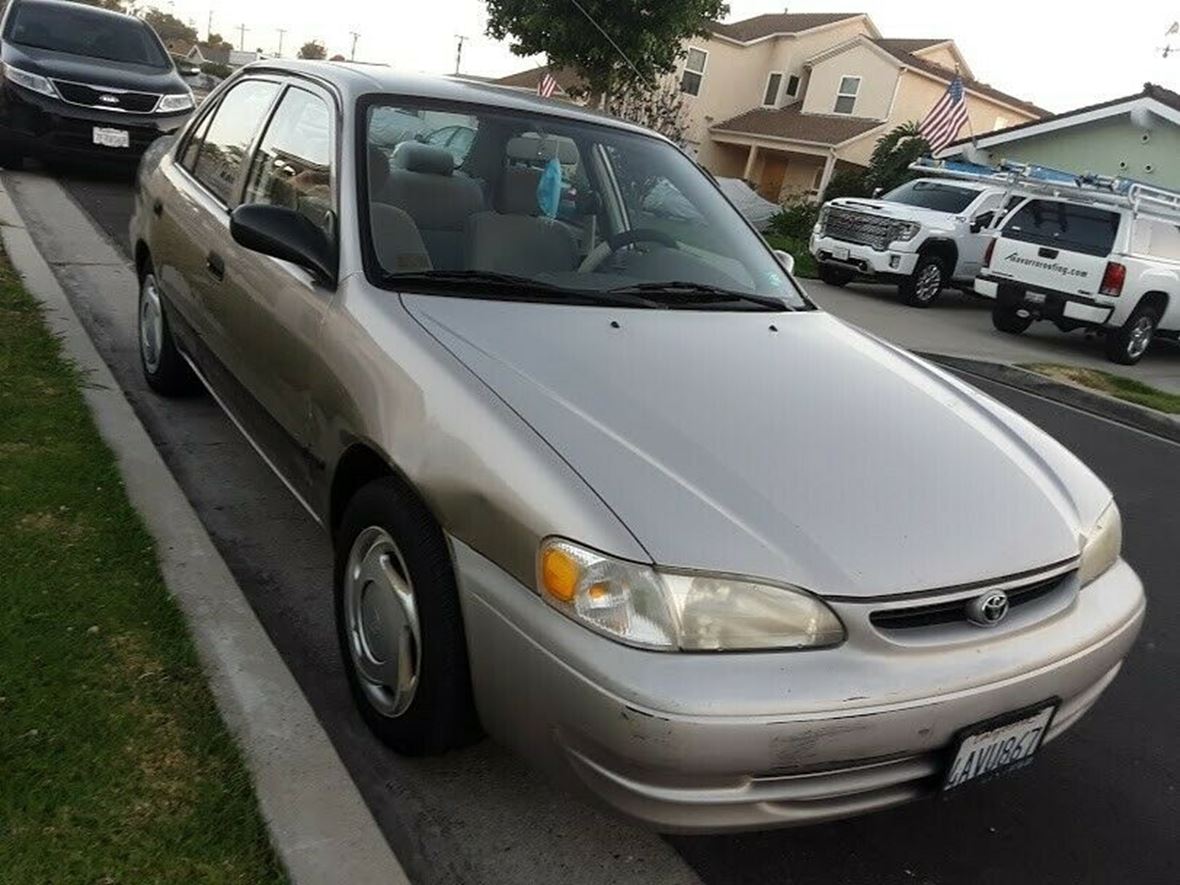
[380,270,664,308]
[606,281,787,311]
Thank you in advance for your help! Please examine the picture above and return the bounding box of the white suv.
[976,195,1180,364]
[810,178,1013,307]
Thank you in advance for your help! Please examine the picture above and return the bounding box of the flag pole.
[959,66,979,149]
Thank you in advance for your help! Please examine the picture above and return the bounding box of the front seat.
[465,166,578,276]
[382,142,485,270]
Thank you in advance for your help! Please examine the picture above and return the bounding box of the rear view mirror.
[971,211,995,234]
[230,204,338,287]
[773,249,796,275]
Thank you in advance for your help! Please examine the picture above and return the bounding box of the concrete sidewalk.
[804,280,1180,396]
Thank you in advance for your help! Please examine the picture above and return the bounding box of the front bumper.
[455,539,1145,832]
[0,81,190,161]
[810,232,919,277]
[977,274,1122,328]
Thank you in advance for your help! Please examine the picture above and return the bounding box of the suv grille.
[51,80,161,114]
[822,208,897,251]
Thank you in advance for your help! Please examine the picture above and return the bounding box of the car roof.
[237,59,660,141]
[14,0,143,25]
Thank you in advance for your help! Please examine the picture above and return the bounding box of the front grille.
[870,572,1070,631]
[821,208,896,251]
[51,80,160,114]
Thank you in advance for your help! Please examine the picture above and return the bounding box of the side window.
[1132,218,1180,260]
[180,109,213,171]
[834,76,860,115]
[242,87,334,236]
[192,80,280,205]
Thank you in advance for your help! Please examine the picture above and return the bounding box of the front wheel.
[818,264,855,287]
[900,255,945,307]
[334,476,481,755]
[1105,304,1160,365]
[992,304,1033,335]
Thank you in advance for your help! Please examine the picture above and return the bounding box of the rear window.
[1002,199,1120,257]
[882,180,979,213]
[7,2,171,68]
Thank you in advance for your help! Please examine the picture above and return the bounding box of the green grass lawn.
[1022,363,1180,415]
[0,250,285,883]
[765,234,818,279]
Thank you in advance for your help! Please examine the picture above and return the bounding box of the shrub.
[200,62,232,79]
[768,202,818,240]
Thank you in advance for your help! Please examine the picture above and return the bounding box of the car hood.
[828,197,959,227]
[405,296,1108,599]
[2,42,182,92]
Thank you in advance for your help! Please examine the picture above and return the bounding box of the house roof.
[492,65,585,95]
[711,103,883,146]
[942,82,1180,153]
[709,13,865,43]
[870,39,1048,117]
[874,38,949,54]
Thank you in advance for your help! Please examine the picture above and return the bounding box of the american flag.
[920,76,969,154]
[538,71,558,98]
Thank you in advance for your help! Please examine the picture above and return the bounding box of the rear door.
[992,198,1122,296]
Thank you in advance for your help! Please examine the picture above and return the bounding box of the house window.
[785,74,800,98]
[834,76,860,115]
[811,166,825,191]
[763,72,783,107]
[681,48,708,96]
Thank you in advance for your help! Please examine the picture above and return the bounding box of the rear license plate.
[943,702,1056,792]
[93,127,130,148]
[832,246,850,261]
[1025,291,1047,306]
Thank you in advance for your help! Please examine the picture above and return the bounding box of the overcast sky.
[167,0,1178,113]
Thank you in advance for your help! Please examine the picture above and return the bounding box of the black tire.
[992,304,1033,335]
[1105,303,1160,365]
[138,264,200,396]
[900,254,946,307]
[334,476,481,755]
[818,264,855,287]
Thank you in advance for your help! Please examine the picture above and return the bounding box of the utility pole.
[206,10,213,41]
[276,28,287,58]
[454,34,467,75]
[349,31,360,61]
[236,23,248,51]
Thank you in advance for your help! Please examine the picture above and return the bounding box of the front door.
[759,155,789,202]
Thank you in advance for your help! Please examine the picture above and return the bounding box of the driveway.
[12,166,1178,885]
[806,280,1180,395]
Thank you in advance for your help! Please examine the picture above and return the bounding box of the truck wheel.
[818,265,855,287]
[1105,304,1160,365]
[138,265,200,396]
[334,475,481,755]
[992,304,1033,335]
[901,255,945,307]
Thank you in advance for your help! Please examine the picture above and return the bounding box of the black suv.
[0,0,195,165]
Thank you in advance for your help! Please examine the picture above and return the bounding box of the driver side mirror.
[230,204,338,287]
[773,249,796,275]
[970,211,995,234]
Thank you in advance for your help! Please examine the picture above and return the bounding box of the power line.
[565,0,644,84]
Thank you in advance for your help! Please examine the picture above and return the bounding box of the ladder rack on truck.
[909,158,1180,223]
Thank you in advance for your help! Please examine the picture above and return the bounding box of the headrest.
[497,166,542,216]
[506,135,578,165]
[368,145,391,193]
[391,142,455,176]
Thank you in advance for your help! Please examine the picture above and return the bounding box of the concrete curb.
[924,353,1180,445]
[0,182,409,884]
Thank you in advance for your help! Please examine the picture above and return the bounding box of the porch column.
[742,144,760,182]
[815,150,837,202]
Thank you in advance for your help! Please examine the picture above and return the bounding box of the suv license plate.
[943,702,1057,792]
[832,246,850,261]
[1025,292,1046,306]
[93,127,130,148]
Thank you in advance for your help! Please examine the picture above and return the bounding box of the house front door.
[759,155,789,202]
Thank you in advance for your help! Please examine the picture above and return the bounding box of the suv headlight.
[892,221,921,242]
[157,91,195,113]
[1078,501,1122,587]
[4,65,57,98]
[538,538,845,651]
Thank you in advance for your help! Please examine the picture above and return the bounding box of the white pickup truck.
[976,192,1180,364]
[810,178,1013,307]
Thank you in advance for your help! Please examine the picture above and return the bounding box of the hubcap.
[343,527,421,718]
[139,274,164,374]
[1127,316,1154,359]
[915,264,942,301]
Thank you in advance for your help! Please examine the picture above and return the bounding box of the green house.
[937,83,1180,190]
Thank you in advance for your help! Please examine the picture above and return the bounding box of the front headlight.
[4,65,57,98]
[538,538,845,651]
[892,221,921,242]
[157,91,195,113]
[1078,501,1122,587]
[816,205,830,234]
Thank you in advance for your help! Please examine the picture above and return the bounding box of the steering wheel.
[578,227,680,273]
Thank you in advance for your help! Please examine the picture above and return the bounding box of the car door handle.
[152,198,164,217]
[205,251,225,281]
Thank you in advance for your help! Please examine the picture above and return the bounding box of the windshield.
[883,180,980,214]
[362,99,808,311]
[7,3,171,68]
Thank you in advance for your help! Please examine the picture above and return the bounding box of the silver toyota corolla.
[129,61,1145,832]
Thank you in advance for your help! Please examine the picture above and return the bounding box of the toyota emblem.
[967,590,1010,627]
[99,94,119,105]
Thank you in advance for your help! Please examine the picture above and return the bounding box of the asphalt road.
[25,168,1179,884]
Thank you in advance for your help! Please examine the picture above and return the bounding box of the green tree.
[486,0,728,101]
[862,121,931,194]
[297,40,326,60]
[143,7,197,44]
